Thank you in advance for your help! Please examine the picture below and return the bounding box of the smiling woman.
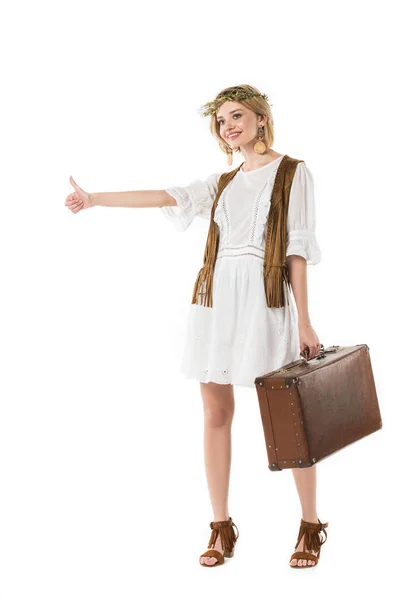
[65,83,325,570]
[190,85,325,569]
[159,83,325,569]
[201,85,275,168]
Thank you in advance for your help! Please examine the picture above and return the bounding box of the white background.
[1,0,399,598]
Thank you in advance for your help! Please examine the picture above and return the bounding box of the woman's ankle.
[302,514,319,523]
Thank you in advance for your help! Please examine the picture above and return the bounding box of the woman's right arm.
[65,175,177,213]
[89,189,177,208]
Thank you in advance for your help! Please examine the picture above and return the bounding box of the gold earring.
[227,147,233,166]
[253,126,267,154]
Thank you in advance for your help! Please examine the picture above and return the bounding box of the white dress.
[160,155,321,388]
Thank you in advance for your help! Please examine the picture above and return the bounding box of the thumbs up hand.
[65,176,92,213]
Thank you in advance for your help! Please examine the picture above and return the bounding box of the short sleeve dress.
[160,155,321,387]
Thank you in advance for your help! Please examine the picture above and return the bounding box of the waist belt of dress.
[216,245,265,260]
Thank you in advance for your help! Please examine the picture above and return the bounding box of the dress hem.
[180,370,257,388]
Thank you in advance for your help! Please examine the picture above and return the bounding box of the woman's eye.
[218,113,241,126]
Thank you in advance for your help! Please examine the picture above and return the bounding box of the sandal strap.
[207,517,239,555]
[295,519,328,555]
[200,549,224,564]
[301,518,329,532]
[300,519,328,543]
[290,551,319,564]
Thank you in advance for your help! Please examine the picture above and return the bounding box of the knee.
[200,382,234,427]
[204,406,233,428]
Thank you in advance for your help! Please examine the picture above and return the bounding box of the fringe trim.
[263,156,300,308]
[191,168,240,308]
[191,220,219,307]
[207,518,239,554]
[264,264,291,308]
[294,519,329,555]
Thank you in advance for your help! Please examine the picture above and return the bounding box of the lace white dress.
[160,155,321,387]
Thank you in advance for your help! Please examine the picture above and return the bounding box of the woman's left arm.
[285,162,322,360]
[287,255,321,359]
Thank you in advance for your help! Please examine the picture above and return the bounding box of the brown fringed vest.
[191,154,304,309]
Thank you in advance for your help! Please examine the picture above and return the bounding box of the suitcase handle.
[300,343,326,362]
[264,345,342,376]
[276,344,339,372]
[300,344,342,363]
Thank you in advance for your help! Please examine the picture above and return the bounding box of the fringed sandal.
[289,518,328,568]
[199,517,239,567]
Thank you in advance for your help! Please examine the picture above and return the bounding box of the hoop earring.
[253,126,267,154]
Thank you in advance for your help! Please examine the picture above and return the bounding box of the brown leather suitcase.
[254,344,382,471]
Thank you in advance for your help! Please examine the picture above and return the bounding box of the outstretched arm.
[66,175,177,213]
[89,189,177,208]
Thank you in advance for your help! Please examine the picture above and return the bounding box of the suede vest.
[191,154,304,309]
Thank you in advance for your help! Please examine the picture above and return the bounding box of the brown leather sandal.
[289,518,328,568]
[199,517,239,567]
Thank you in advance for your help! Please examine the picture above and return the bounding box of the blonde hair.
[208,84,275,159]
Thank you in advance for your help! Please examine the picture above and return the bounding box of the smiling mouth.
[227,132,241,140]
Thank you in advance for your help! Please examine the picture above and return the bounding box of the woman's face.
[216,101,264,149]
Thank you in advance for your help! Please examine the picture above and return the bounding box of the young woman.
[65,84,328,569]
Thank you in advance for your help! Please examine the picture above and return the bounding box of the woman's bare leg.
[199,381,235,566]
[290,464,320,567]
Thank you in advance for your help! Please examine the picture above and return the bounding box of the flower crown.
[198,90,270,118]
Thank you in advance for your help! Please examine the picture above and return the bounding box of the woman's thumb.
[70,175,80,190]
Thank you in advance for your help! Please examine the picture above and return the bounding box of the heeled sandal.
[199,517,239,567]
[289,518,328,568]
